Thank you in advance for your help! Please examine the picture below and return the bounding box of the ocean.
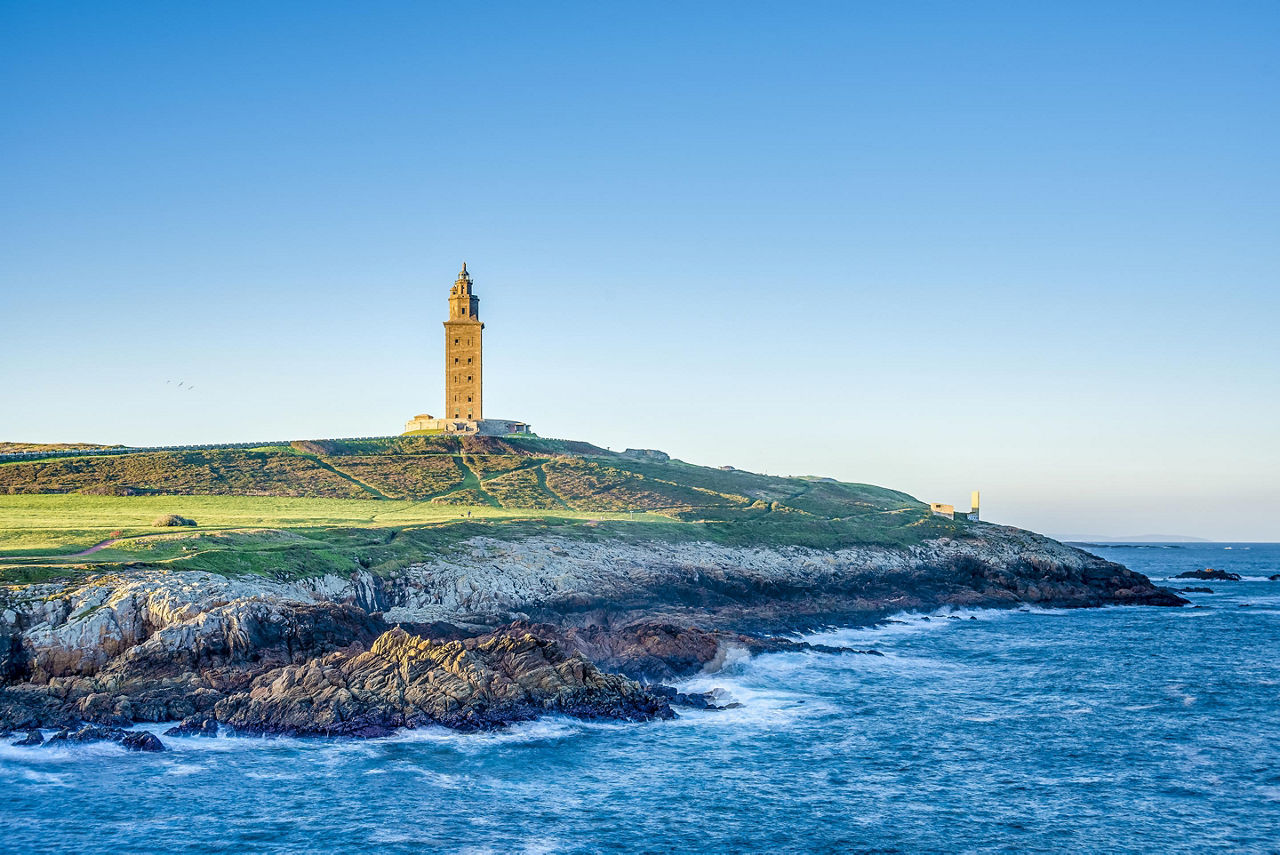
[3,543,1278,854]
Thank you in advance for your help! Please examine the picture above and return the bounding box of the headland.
[0,433,1185,745]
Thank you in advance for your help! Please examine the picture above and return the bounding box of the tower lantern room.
[448,262,480,321]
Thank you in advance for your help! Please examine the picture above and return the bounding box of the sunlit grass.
[0,493,672,558]
[0,436,961,585]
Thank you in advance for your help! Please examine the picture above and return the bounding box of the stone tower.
[402,263,529,436]
[444,263,483,420]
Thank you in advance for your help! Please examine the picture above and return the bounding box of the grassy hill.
[0,435,969,582]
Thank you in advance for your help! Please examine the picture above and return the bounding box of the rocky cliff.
[0,525,1184,740]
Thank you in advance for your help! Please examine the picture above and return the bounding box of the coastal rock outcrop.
[463,620,884,680]
[1173,568,1242,581]
[42,724,165,751]
[0,526,1186,737]
[214,627,673,735]
[164,716,218,737]
[376,528,1186,632]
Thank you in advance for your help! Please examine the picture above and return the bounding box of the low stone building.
[929,491,981,521]
[403,414,531,436]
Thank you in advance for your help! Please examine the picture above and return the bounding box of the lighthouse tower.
[444,263,483,420]
[402,264,531,436]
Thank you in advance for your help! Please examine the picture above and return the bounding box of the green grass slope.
[0,435,968,582]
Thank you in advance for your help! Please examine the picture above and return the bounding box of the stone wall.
[402,417,531,436]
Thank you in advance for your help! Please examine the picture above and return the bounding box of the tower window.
[467,375,472,381]
[454,338,459,345]
[467,397,471,402]
[454,358,459,364]
[467,358,472,364]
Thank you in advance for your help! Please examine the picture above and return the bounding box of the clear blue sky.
[2,1,1277,540]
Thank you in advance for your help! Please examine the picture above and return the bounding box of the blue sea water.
[3,543,1279,854]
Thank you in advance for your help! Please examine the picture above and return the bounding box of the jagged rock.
[474,621,882,680]
[1178,587,1214,594]
[46,724,119,744]
[1174,569,1242,581]
[1269,574,1280,581]
[0,686,78,733]
[214,628,673,735]
[12,572,384,682]
[43,724,165,751]
[75,692,133,726]
[164,716,218,738]
[11,729,43,746]
[120,731,164,751]
[0,630,27,682]
[650,686,742,711]
[94,599,386,686]
[471,622,726,680]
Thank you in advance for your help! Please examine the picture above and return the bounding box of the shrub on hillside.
[153,514,197,527]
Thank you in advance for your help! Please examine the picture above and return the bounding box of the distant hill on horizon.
[1056,534,1212,544]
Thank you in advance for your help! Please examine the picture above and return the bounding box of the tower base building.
[403,414,531,436]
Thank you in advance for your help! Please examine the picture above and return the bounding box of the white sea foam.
[17,768,69,786]
[374,759,468,788]
[162,762,206,777]
[368,830,424,845]
[0,738,127,763]
[379,716,629,752]
[445,838,568,855]
[799,604,1067,648]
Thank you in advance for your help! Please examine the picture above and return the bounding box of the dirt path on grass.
[67,537,121,557]
[0,536,122,564]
